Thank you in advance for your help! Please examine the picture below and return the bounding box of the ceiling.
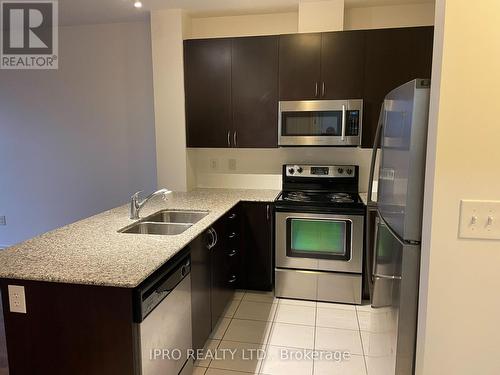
[59,0,434,26]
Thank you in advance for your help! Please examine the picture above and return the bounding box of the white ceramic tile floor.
[193,290,388,375]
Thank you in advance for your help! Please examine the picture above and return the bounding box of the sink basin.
[144,210,209,224]
[119,222,192,235]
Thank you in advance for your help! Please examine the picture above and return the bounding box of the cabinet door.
[279,33,322,100]
[184,38,232,147]
[190,233,212,351]
[362,27,434,148]
[232,36,279,148]
[321,30,365,99]
[210,220,232,329]
[240,202,273,291]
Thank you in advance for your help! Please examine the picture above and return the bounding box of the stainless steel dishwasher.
[133,250,193,375]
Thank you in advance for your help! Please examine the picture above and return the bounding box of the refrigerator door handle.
[367,103,385,204]
[374,274,402,280]
[371,215,380,282]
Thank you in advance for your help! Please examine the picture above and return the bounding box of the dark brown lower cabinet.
[0,280,135,375]
[190,233,212,351]
[210,217,233,330]
[190,208,240,351]
[239,202,274,291]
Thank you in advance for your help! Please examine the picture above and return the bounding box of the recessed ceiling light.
[134,1,142,8]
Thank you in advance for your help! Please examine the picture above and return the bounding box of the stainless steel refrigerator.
[366,79,431,375]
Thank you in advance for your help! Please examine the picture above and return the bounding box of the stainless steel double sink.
[119,210,209,235]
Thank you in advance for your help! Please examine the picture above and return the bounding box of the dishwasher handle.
[157,260,191,293]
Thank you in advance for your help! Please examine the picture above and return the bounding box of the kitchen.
[1,1,500,375]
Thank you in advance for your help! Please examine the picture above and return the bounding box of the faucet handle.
[161,190,172,201]
[131,191,143,201]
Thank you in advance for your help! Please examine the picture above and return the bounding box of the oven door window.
[281,111,360,137]
[286,218,351,261]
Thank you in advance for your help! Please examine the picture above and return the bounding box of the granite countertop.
[0,188,280,288]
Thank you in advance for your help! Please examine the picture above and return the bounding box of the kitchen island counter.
[0,188,279,288]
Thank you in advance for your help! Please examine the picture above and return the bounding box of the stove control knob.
[288,168,295,175]
[346,168,353,175]
[297,167,303,174]
[337,168,344,174]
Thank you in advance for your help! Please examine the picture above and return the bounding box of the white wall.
[187,2,435,39]
[417,0,500,373]
[151,9,193,192]
[0,22,157,247]
[298,0,344,32]
[189,12,298,39]
[189,147,375,191]
[344,3,435,30]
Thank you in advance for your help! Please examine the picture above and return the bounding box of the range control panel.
[285,165,356,178]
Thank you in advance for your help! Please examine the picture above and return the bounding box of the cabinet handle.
[227,131,231,147]
[266,205,270,221]
[228,275,237,284]
[315,82,319,97]
[207,227,218,249]
[207,228,214,249]
[228,249,238,257]
[228,232,237,239]
[233,131,237,148]
[228,213,237,220]
[321,82,326,97]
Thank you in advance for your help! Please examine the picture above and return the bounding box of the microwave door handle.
[341,104,346,141]
[367,103,385,204]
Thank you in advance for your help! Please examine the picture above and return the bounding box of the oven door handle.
[341,104,346,141]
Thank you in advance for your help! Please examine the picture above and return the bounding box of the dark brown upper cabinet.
[321,30,365,99]
[279,33,322,100]
[184,38,232,148]
[362,26,434,147]
[184,27,433,149]
[232,36,279,148]
[279,31,365,101]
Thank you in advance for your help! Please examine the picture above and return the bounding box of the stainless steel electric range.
[274,164,365,305]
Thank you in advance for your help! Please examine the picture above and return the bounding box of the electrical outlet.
[8,285,27,314]
[0,216,5,225]
[210,159,219,171]
[459,200,500,240]
[228,159,237,171]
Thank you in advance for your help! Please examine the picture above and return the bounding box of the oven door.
[275,211,363,273]
[278,99,363,146]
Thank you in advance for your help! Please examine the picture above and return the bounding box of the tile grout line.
[259,290,279,374]
[312,301,318,375]
[210,290,246,370]
[355,306,369,375]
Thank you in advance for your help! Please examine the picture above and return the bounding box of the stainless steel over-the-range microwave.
[278,99,363,147]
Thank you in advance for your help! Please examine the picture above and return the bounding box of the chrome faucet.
[130,188,172,220]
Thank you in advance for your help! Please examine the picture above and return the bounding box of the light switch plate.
[459,200,500,240]
[8,285,27,314]
[0,216,5,225]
